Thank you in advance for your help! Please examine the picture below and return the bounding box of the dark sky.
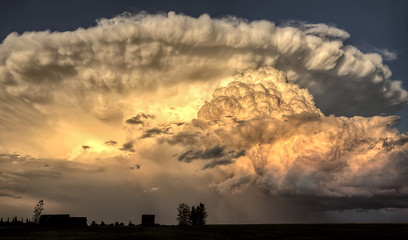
[1,0,407,130]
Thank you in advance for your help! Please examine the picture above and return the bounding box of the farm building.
[39,214,87,227]
[141,214,155,226]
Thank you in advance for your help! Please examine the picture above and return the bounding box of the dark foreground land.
[1,224,408,240]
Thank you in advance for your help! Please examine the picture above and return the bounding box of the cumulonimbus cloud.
[167,67,408,200]
[0,12,407,216]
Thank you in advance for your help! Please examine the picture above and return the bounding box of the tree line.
[0,217,34,226]
[1,200,208,227]
[177,202,207,226]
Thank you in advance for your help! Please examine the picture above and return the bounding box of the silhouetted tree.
[177,202,208,226]
[91,221,97,226]
[195,203,208,225]
[190,206,198,226]
[32,200,44,224]
[177,203,191,226]
[190,203,207,226]
[100,221,105,226]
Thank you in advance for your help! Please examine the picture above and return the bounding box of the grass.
[1,224,408,240]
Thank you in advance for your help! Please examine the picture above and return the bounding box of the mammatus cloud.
[166,68,408,203]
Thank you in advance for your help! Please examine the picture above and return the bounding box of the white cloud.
[302,23,350,40]
[372,47,398,61]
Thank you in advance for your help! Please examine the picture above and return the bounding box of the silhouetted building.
[39,214,87,227]
[141,214,155,226]
[40,214,70,227]
[70,217,87,227]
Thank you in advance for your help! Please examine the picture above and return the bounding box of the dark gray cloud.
[179,146,245,169]
[104,140,117,146]
[140,126,171,139]
[125,113,155,125]
[119,141,135,152]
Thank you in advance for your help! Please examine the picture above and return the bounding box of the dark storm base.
[1,224,407,240]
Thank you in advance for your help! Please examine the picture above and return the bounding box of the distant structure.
[69,217,88,227]
[141,214,155,226]
[39,214,87,227]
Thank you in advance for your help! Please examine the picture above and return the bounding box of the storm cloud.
[0,12,407,223]
[166,68,408,202]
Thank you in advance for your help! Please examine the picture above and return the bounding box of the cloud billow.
[171,68,408,203]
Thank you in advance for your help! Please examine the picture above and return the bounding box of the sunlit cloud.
[0,12,407,223]
[167,68,408,198]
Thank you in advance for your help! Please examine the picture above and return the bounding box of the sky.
[0,0,407,224]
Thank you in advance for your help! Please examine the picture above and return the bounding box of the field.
[1,224,408,240]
